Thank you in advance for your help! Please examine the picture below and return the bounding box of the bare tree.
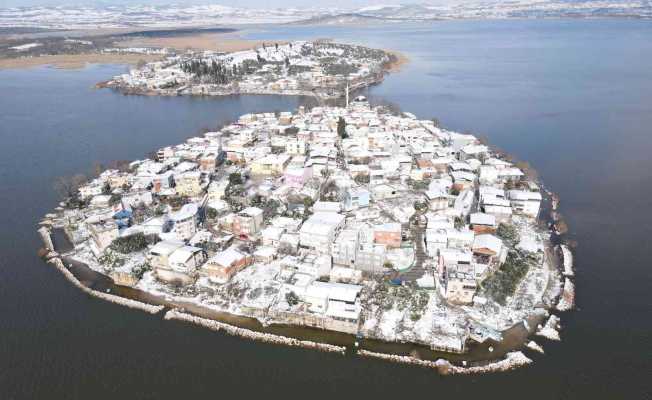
[53,174,87,200]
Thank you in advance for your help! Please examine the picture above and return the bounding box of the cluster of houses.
[67,97,544,337]
[107,41,391,98]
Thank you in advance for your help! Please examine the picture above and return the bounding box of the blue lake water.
[1,19,651,399]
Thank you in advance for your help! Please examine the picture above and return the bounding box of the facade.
[299,212,346,254]
[175,171,204,197]
[233,207,264,239]
[373,223,402,248]
[342,187,370,211]
[170,203,199,241]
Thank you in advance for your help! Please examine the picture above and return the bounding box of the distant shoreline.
[0,53,164,70]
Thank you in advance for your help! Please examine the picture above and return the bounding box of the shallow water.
[1,19,651,399]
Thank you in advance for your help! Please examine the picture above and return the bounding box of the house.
[88,220,119,253]
[261,226,285,247]
[472,234,505,267]
[443,263,477,305]
[170,203,199,241]
[155,245,205,284]
[199,152,219,172]
[286,138,307,155]
[332,229,360,267]
[253,246,277,263]
[284,166,311,189]
[342,186,369,211]
[355,242,387,273]
[299,212,346,253]
[141,215,171,236]
[374,223,402,248]
[508,190,542,218]
[175,171,204,197]
[202,247,252,282]
[425,189,449,212]
[469,212,497,234]
[313,201,341,213]
[207,179,229,201]
[148,240,185,270]
[250,154,291,176]
[233,207,264,239]
[301,281,363,323]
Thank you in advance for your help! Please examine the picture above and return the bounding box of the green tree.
[337,117,348,139]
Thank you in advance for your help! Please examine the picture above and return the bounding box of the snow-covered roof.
[305,281,362,303]
[149,240,184,257]
[472,234,503,255]
[470,212,496,226]
[208,247,246,267]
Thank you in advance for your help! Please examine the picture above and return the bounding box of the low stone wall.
[38,226,54,252]
[268,309,358,335]
[556,278,575,312]
[164,309,347,355]
[356,349,532,375]
[47,255,164,315]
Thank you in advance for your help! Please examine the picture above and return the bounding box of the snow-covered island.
[40,97,573,373]
[98,41,396,99]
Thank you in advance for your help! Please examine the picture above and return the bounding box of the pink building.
[284,167,312,189]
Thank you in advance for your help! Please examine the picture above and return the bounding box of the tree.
[337,116,348,139]
[497,223,519,245]
[285,291,299,306]
[110,232,149,254]
[228,172,243,185]
[53,174,87,200]
[354,174,370,185]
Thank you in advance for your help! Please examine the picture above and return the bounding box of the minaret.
[345,81,350,108]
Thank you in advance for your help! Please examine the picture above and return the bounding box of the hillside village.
[49,97,560,353]
[101,41,394,98]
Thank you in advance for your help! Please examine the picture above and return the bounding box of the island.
[98,40,398,99]
[39,95,575,374]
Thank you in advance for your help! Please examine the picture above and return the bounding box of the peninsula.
[39,96,574,374]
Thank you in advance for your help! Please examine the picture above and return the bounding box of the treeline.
[180,58,267,84]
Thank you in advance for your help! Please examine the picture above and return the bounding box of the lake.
[1,19,651,399]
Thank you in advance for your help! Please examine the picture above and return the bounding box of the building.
[286,138,307,155]
[170,203,199,241]
[374,223,402,248]
[148,240,185,270]
[508,190,542,218]
[88,220,119,253]
[299,212,346,253]
[342,186,370,211]
[355,242,386,273]
[250,154,291,176]
[469,212,497,234]
[233,207,264,239]
[199,152,220,172]
[443,263,477,305]
[175,171,204,197]
[301,281,363,323]
[202,247,252,282]
[331,229,359,266]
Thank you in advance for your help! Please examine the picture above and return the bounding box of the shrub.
[497,223,519,245]
[285,291,300,306]
[481,251,531,305]
[110,232,148,254]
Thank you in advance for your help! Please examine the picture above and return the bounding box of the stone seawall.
[356,349,532,375]
[47,255,165,315]
[164,309,347,355]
